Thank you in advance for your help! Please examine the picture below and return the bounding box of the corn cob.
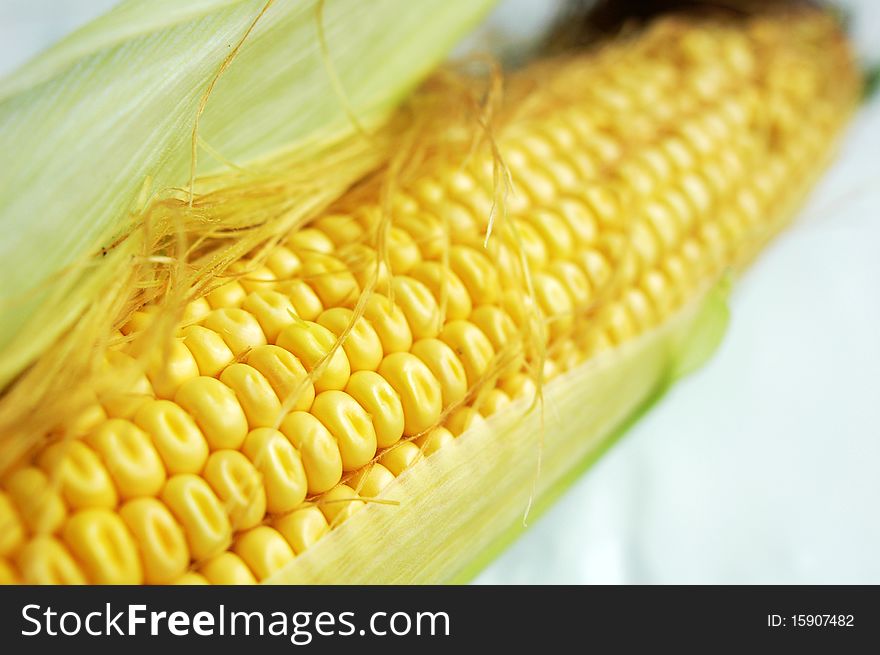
[0,7,859,585]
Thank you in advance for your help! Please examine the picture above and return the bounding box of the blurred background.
[1,0,878,584]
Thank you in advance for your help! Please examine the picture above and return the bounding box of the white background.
[1,1,878,584]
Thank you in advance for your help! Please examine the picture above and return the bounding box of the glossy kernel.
[409,338,468,408]
[175,377,249,451]
[161,474,232,561]
[119,498,189,584]
[242,428,308,514]
[345,370,405,449]
[234,526,295,581]
[201,308,267,357]
[363,294,413,354]
[134,400,209,474]
[274,506,328,555]
[86,419,166,499]
[63,509,143,584]
[317,307,384,372]
[377,353,443,437]
[279,412,343,495]
[16,536,86,585]
[246,345,315,412]
[276,320,351,393]
[203,450,266,531]
[200,552,257,584]
[38,440,118,510]
[219,363,283,428]
[439,320,495,388]
[311,390,378,471]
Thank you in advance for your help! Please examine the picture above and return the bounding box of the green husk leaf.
[267,286,729,584]
[0,0,495,389]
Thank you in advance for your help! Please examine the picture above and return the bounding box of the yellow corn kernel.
[206,280,247,309]
[3,467,67,534]
[409,338,467,408]
[246,345,314,412]
[202,308,267,357]
[394,212,446,260]
[234,526,295,581]
[0,492,25,556]
[219,363,282,428]
[242,428,308,514]
[0,558,20,584]
[448,245,501,306]
[313,213,364,247]
[388,227,423,274]
[286,227,334,254]
[377,352,442,437]
[317,307,384,372]
[344,370,405,449]
[601,302,637,344]
[17,536,86,584]
[122,307,157,336]
[337,242,391,290]
[409,261,473,321]
[582,183,622,227]
[445,407,486,436]
[86,419,166,499]
[643,199,680,251]
[200,552,257,584]
[378,441,421,476]
[301,252,361,309]
[390,276,441,339]
[555,197,598,248]
[533,271,577,339]
[549,261,592,311]
[479,388,511,416]
[119,498,189,584]
[350,463,396,498]
[642,270,675,318]
[439,320,495,388]
[99,350,154,419]
[134,399,209,474]
[274,506,329,555]
[279,411,343,495]
[276,320,351,393]
[311,390,378,471]
[38,440,118,510]
[363,294,413,354]
[182,297,212,325]
[146,339,199,400]
[242,290,297,343]
[469,305,523,378]
[234,264,276,293]
[276,279,324,321]
[63,509,143,584]
[501,372,537,401]
[528,209,577,259]
[161,474,232,561]
[415,426,455,456]
[203,450,266,531]
[175,377,248,451]
[181,325,235,378]
[58,397,107,439]
[319,484,363,525]
[623,287,656,332]
[504,219,548,270]
[265,245,302,279]
[578,248,613,290]
[173,572,210,585]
